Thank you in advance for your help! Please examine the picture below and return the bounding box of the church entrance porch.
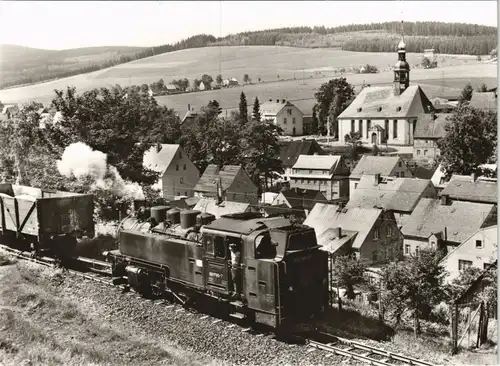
[368,125,385,146]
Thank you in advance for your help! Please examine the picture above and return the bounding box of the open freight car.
[106,208,329,332]
[0,183,95,256]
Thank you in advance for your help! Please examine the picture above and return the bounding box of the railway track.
[0,244,435,366]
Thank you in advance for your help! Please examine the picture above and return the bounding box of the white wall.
[274,105,303,136]
[339,118,415,145]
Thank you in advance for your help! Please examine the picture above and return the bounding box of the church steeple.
[394,21,410,95]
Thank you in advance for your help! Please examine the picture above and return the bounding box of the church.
[337,39,435,146]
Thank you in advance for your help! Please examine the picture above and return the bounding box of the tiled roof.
[260,100,300,116]
[194,165,242,193]
[193,198,250,219]
[304,203,382,249]
[292,155,342,171]
[401,199,495,243]
[278,139,325,168]
[347,176,434,213]
[418,84,463,101]
[143,144,179,174]
[414,113,451,139]
[441,175,497,204]
[279,188,328,211]
[338,85,434,119]
[317,228,358,253]
[350,156,401,178]
[469,92,497,110]
[262,204,297,217]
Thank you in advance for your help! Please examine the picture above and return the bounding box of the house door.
[371,132,377,145]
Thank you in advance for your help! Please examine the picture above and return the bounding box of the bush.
[428,303,450,325]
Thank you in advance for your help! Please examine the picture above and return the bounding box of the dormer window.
[377,107,382,112]
[396,106,402,112]
[357,107,362,112]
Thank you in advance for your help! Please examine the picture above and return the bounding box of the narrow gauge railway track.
[0,244,435,366]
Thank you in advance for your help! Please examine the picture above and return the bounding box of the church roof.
[338,85,434,119]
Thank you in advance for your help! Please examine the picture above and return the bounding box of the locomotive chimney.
[334,227,342,239]
[374,173,381,185]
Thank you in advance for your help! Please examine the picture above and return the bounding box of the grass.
[0,262,213,366]
[0,45,495,111]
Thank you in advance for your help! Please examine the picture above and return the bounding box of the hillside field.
[0,46,496,114]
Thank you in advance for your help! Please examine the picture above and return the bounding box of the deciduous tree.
[243,74,251,84]
[331,255,367,300]
[437,104,497,178]
[201,74,214,89]
[458,83,474,104]
[216,74,223,85]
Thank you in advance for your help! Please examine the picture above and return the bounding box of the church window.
[351,120,355,132]
[393,120,398,138]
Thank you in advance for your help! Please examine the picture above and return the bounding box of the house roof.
[317,228,358,253]
[469,92,497,110]
[292,155,342,171]
[194,165,242,193]
[165,84,178,90]
[193,198,250,219]
[347,176,433,213]
[412,165,438,180]
[401,199,495,243]
[260,100,302,116]
[278,139,325,168]
[338,85,434,119]
[414,113,451,139]
[431,164,447,187]
[350,156,402,178]
[278,188,328,211]
[440,175,497,204]
[304,203,383,249]
[262,204,297,217]
[143,144,179,174]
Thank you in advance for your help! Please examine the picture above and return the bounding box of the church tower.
[393,23,410,95]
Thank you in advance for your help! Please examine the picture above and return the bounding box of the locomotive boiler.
[105,207,329,331]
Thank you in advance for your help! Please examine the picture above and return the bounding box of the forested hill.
[1,21,496,90]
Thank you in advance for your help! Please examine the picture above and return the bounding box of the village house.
[289,155,350,200]
[304,203,403,265]
[165,84,179,94]
[440,174,497,205]
[440,225,497,283]
[430,97,457,113]
[346,174,437,227]
[349,155,413,194]
[143,144,200,199]
[193,165,259,205]
[271,187,328,216]
[223,78,239,87]
[260,99,304,136]
[193,197,253,219]
[400,195,496,257]
[178,104,198,130]
[260,204,297,219]
[278,139,325,182]
[413,113,451,163]
[337,39,435,146]
[469,91,497,111]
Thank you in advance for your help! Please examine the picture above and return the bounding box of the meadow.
[0,46,496,114]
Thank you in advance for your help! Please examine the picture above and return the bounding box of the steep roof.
[194,165,242,193]
[143,144,179,174]
[469,92,497,110]
[414,113,451,139]
[317,228,358,253]
[262,204,297,217]
[441,175,497,204]
[338,85,434,119]
[401,199,495,243]
[292,154,343,172]
[260,100,302,116]
[350,156,402,178]
[278,139,325,168]
[304,203,382,249]
[347,176,434,213]
[279,188,328,211]
[193,198,250,219]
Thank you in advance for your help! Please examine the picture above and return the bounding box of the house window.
[177,192,180,196]
[405,244,410,255]
[423,150,428,156]
[400,172,404,178]
[287,109,292,115]
[387,227,392,236]
[476,240,483,249]
[313,180,317,184]
[309,170,313,174]
[244,193,248,199]
[458,260,473,271]
[431,241,436,248]
[393,120,398,138]
[417,150,421,156]
[351,120,355,133]
[179,151,182,158]
[176,165,179,171]
[180,177,184,184]
[232,194,236,200]
[184,191,187,196]
[373,229,379,240]
[354,183,358,189]
[284,118,288,124]
[415,246,420,255]
[398,161,402,167]
[183,164,186,170]
[293,118,296,124]
[372,251,377,261]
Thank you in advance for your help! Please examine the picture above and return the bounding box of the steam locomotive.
[105,206,329,331]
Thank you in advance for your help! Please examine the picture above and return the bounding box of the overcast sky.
[0,1,497,50]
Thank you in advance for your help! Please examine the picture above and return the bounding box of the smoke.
[57,142,145,200]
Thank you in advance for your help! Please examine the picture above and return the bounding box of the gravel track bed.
[54,270,362,366]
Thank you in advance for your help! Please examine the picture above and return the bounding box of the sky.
[0,1,497,50]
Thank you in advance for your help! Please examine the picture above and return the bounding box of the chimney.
[188,103,191,111]
[334,227,342,239]
[374,173,381,185]
[269,98,272,102]
[282,99,286,104]
[440,194,450,205]
[276,99,279,103]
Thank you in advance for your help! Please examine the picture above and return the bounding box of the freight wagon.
[0,183,95,256]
